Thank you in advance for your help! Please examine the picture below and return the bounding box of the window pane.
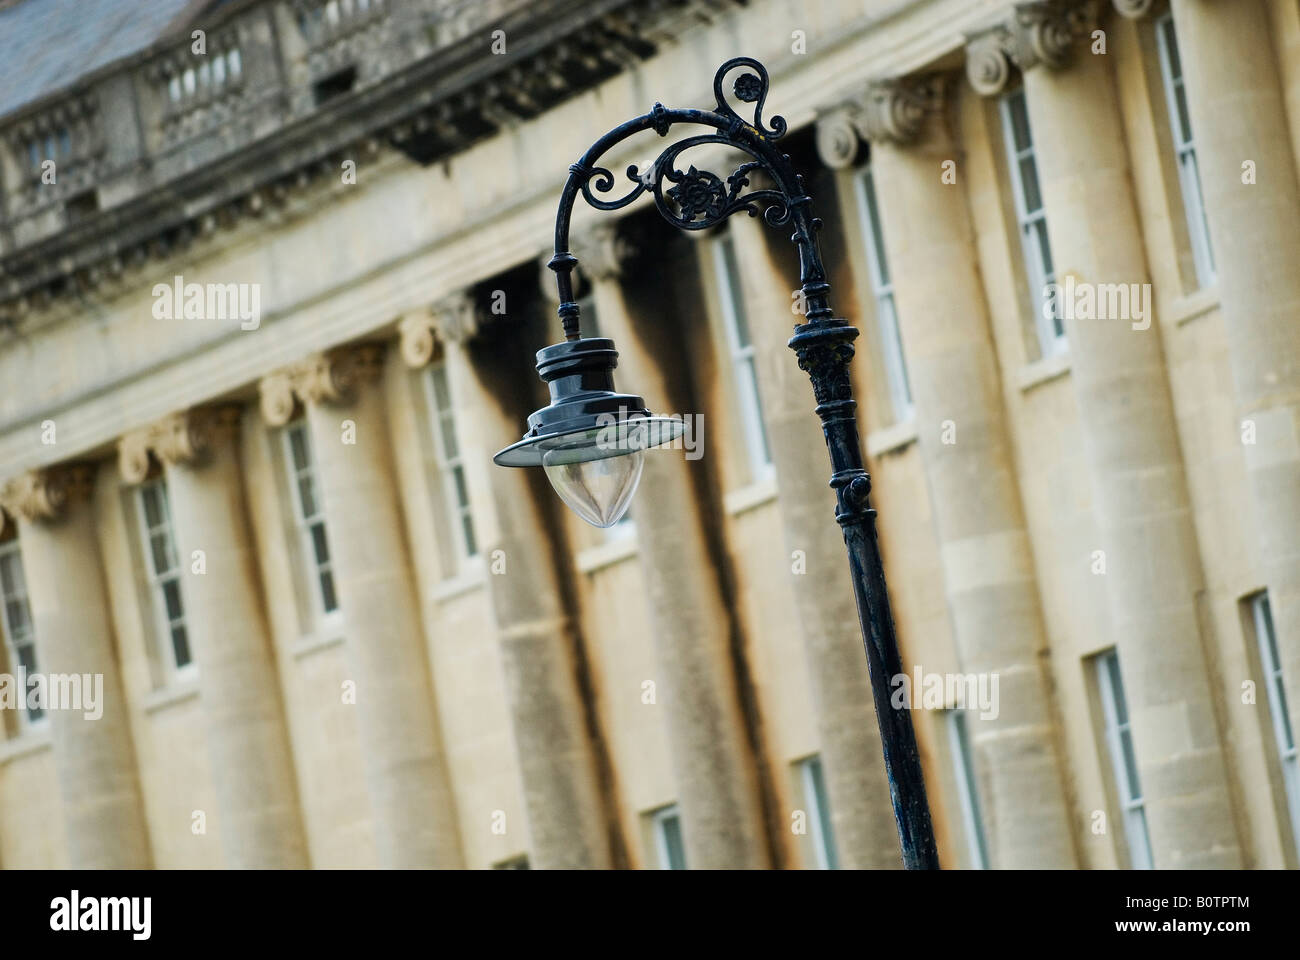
[1018,157,1043,214]
[289,426,310,470]
[150,532,174,575]
[461,514,478,558]
[452,466,471,510]
[431,366,452,411]
[807,756,839,870]
[660,813,687,870]
[740,360,771,466]
[1172,84,1193,146]
[5,599,26,634]
[319,570,338,613]
[16,641,37,674]
[1118,729,1143,802]
[310,523,331,565]
[0,553,15,594]
[440,413,459,461]
[297,474,317,519]
[1105,654,1129,726]
[162,578,184,621]
[1159,19,1182,83]
[171,624,192,669]
[720,238,753,347]
[1006,90,1032,152]
[142,486,163,527]
[860,169,890,287]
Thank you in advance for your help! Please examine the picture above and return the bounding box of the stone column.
[725,209,903,870]
[819,78,1077,867]
[987,5,1240,867]
[0,465,152,868]
[118,406,309,868]
[570,224,771,869]
[1163,0,1300,759]
[399,298,616,869]
[260,346,463,869]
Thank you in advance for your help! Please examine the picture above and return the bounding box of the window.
[575,293,633,538]
[1155,12,1215,289]
[798,755,839,869]
[855,164,912,422]
[284,421,339,617]
[651,804,687,870]
[945,709,989,869]
[137,480,193,678]
[426,362,479,567]
[1001,87,1065,358]
[713,231,772,480]
[0,537,42,727]
[1250,592,1300,858]
[1095,649,1153,869]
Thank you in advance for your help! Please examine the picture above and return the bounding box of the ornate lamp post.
[493,57,939,869]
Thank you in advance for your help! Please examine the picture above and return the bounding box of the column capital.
[399,293,480,370]
[965,0,1101,97]
[119,406,244,482]
[0,463,96,524]
[571,222,634,284]
[815,75,947,166]
[259,344,385,425]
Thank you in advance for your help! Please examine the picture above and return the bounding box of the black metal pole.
[546,57,940,869]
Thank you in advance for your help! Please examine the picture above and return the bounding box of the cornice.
[0,0,739,326]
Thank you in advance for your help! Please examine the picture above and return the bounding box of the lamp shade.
[493,337,685,526]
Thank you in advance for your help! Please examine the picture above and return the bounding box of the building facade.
[0,0,1297,869]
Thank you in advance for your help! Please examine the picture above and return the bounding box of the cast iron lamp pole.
[493,57,940,870]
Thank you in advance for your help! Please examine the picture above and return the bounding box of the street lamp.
[493,56,940,869]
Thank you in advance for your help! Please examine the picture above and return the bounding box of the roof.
[0,0,213,120]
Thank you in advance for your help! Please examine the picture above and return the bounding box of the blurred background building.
[0,0,1296,869]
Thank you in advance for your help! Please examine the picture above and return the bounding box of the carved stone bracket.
[965,0,1102,97]
[259,344,385,425]
[398,291,482,370]
[814,74,947,169]
[0,463,96,524]
[117,406,244,483]
[572,222,634,284]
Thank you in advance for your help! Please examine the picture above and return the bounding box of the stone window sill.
[0,722,52,765]
[143,675,201,714]
[1017,349,1072,393]
[576,532,640,573]
[291,631,346,661]
[432,556,487,601]
[866,418,918,458]
[724,469,778,516]
[1170,284,1220,327]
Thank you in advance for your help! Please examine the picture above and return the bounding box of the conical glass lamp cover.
[543,449,644,528]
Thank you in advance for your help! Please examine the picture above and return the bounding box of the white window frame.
[798,754,839,869]
[854,163,913,423]
[284,421,341,627]
[1096,649,1154,869]
[1155,12,1216,289]
[0,538,44,730]
[945,709,990,869]
[713,231,773,482]
[1251,592,1300,859]
[136,479,196,682]
[651,804,687,870]
[574,292,635,540]
[424,360,481,568]
[1000,87,1066,358]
